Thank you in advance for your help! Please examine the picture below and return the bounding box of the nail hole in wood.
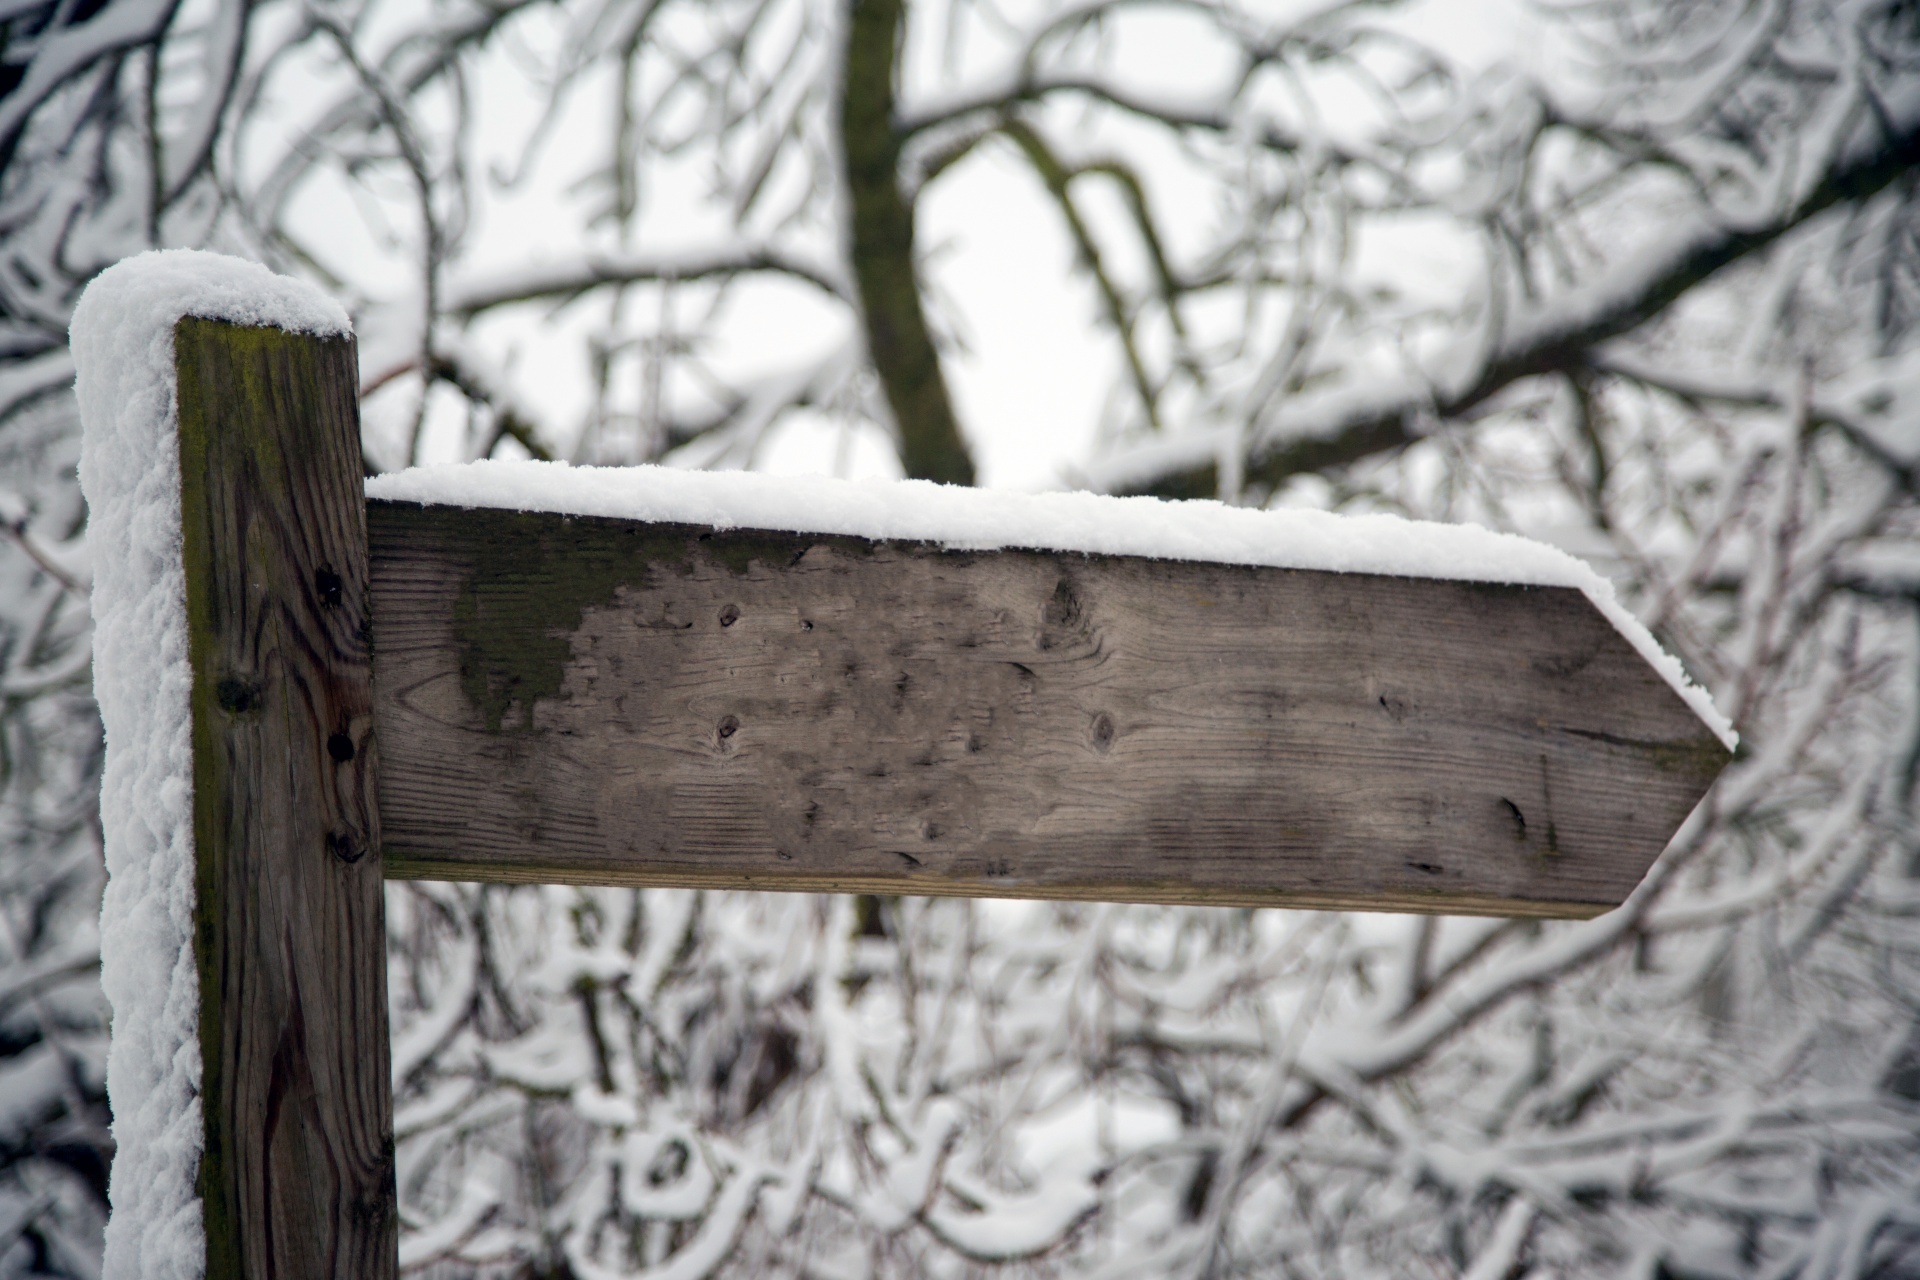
[315,566,343,608]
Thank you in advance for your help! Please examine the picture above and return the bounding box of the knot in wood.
[215,676,262,715]
[325,830,366,864]
[1091,712,1116,753]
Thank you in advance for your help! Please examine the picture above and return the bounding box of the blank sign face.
[368,503,1726,918]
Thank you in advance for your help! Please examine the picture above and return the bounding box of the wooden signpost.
[166,317,1729,1277]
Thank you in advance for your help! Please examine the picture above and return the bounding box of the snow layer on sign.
[367,459,1734,747]
[72,250,351,1280]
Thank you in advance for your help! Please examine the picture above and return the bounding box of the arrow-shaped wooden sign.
[76,276,1733,1280]
[364,477,1729,921]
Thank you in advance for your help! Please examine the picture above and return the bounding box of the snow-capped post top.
[74,250,394,1280]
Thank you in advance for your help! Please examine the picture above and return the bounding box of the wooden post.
[174,318,395,1278]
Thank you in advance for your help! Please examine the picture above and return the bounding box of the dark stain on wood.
[368,503,1730,918]
[176,318,395,1279]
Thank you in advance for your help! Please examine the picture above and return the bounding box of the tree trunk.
[840,0,974,486]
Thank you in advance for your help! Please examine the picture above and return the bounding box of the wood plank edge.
[381,857,1610,920]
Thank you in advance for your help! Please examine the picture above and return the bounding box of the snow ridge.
[72,250,350,1280]
[368,459,1735,748]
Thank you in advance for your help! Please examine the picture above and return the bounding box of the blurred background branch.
[5,0,1920,1275]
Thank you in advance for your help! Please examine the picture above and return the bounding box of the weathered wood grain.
[368,503,1728,918]
[176,319,395,1279]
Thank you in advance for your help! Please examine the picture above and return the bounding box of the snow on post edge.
[368,459,1736,749]
[73,250,350,1280]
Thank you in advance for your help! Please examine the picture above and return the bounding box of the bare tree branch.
[1092,87,1920,498]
